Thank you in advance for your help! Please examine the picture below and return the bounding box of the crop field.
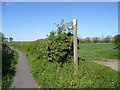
[78,43,118,61]
[9,41,120,88]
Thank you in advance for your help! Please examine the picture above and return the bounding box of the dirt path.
[93,60,120,72]
[10,49,39,88]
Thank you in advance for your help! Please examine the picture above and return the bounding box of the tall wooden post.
[73,19,78,73]
[62,19,78,73]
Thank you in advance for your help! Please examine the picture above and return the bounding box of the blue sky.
[2,2,118,41]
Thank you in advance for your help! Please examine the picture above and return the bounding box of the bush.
[46,30,73,67]
[113,34,120,50]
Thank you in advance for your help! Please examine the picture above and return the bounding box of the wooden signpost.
[62,22,73,28]
[62,19,78,73]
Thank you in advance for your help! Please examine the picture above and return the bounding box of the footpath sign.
[62,19,78,73]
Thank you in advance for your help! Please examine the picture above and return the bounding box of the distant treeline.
[78,35,114,43]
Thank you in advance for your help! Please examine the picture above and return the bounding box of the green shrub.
[113,34,120,50]
[46,30,73,66]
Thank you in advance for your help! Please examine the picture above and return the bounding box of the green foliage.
[113,34,120,50]
[85,37,92,43]
[9,41,120,88]
[26,52,120,88]
[7,26,119,88]
[9,37,13,42]
[2,43,18,89]
[0,32,5,42]
[92,37,100,43]
[103,36,112,43]
[78,36,113,43]
[46,30,73,65]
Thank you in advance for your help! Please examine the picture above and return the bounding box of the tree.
[85,37,91,43]
[100,35,105,43]
[78,38,86,43]
[103,36,112,43]
[46,20,73,67]
[4,38,8,42]
[92,37,100,43]
[9,37,13,42]
[113,34,120,50]
[0,32,5,42]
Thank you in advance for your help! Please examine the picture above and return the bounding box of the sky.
[2,2,118,41]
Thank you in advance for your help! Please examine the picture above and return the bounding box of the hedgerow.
[2,43,18,89]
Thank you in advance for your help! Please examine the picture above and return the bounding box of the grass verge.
[2,50,18,89]
[26,52,120,88]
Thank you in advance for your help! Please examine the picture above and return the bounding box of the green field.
[78,43,118,61]
[10,42,119,88]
